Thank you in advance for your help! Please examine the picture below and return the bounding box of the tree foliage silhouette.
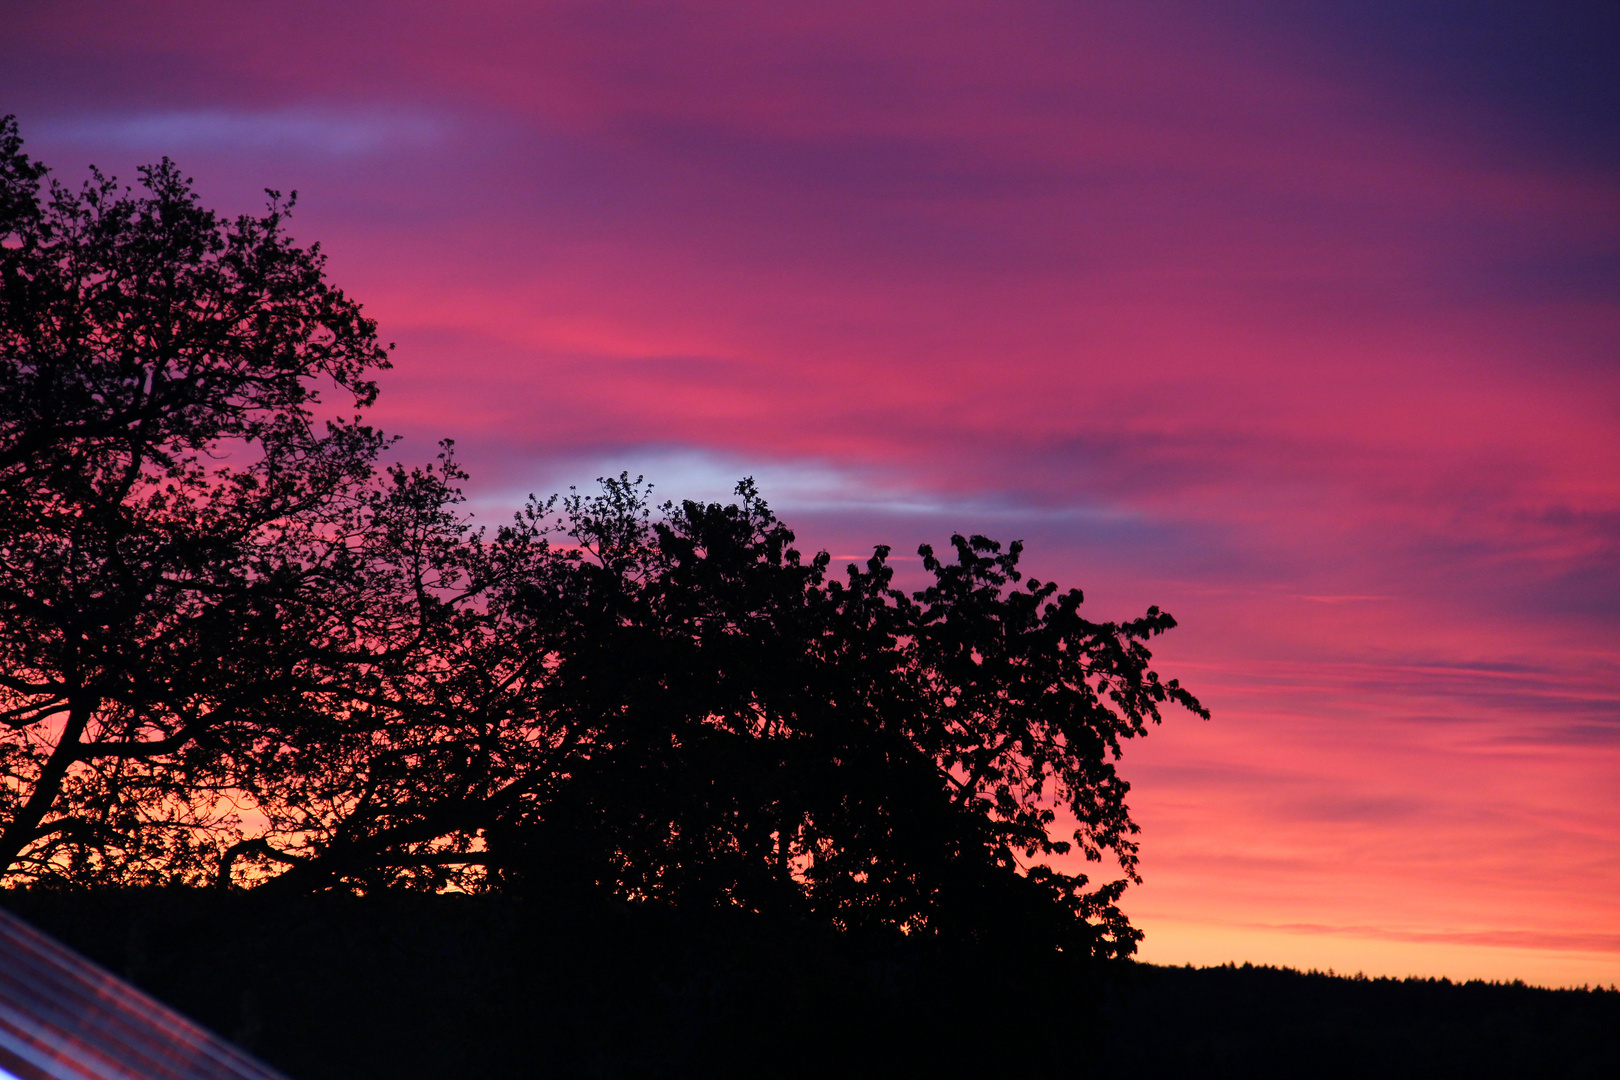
[0,115,390,881]
[0,119,1205,958]
[478,477,1209,956]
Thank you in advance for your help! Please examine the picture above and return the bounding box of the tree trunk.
[0,700,92,876]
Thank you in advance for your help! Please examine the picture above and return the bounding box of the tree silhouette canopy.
[0,115,391,882]
[0,118,1205,959]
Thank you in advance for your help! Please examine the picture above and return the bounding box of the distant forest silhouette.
[7,889,1616,1080]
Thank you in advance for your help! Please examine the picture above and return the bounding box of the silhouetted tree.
[1,119,1205,957]
[470,477,1206,957]
[210,449,559,893]
[0,116,391,882]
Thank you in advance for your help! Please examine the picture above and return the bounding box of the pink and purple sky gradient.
[5,1,1616,985]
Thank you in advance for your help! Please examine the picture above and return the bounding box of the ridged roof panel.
[0,908,286,1080]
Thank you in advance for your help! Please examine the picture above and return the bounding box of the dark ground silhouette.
[1101,959,1619,1078]
[5,889,1615,1080]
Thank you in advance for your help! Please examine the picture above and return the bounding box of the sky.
[4,0,1617,986]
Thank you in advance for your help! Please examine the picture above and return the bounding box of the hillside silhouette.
[4,889,1615,1080]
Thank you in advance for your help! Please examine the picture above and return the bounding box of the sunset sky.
[4,1,1616,986]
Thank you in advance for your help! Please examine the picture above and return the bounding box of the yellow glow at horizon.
[1136,918,1620,990]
